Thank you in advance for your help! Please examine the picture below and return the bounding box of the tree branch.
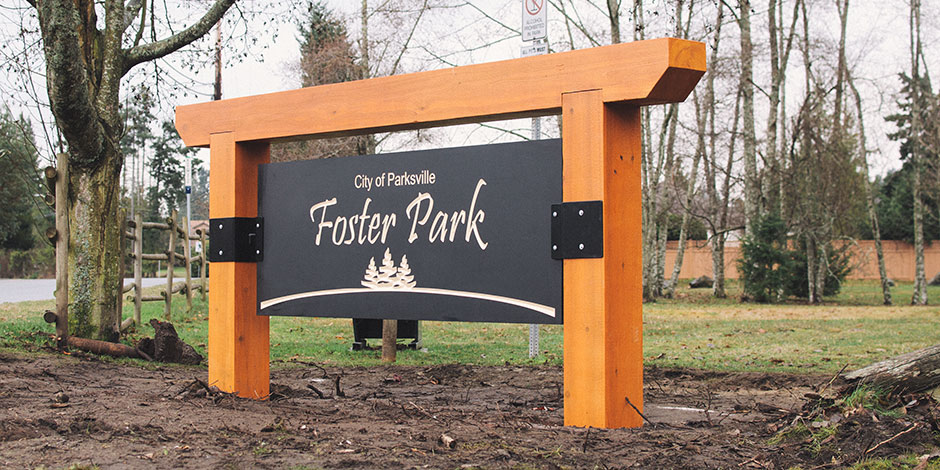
[37,0,105,167]
[123,0,235,74]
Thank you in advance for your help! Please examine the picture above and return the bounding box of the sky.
[3,1,939,176]
[170,0,940,178]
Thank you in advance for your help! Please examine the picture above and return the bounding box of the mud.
[0,350,936,469]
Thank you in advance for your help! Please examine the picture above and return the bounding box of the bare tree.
[15,0,238,340]
[849,74,891,305]
[909,0,928,305]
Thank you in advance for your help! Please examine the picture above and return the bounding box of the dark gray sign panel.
[257,139,562,324]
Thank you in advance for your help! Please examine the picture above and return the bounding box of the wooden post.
[134,212,143,326]
[561,94,644,428]
[54,153,69,350]
[116,209,127,331]
[165,211,177,320]
[208,133,270,399]
[199,228,208,299]
[182,217,193,312]
[381,320,398,363]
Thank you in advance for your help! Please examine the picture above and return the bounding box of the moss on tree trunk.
[68,160,122,342]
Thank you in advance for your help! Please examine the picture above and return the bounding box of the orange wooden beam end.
[562,93,644,429]
[175,38,705,147]
[207,133,270,399]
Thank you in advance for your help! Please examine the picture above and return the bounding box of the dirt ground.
[0,349,937,470]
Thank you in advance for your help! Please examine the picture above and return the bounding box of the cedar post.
[207,133,270,399]
[561,95,643,428]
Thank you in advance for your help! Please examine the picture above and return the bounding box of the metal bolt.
[256,223,260,228]
[552,211,557,217]
[579,243,584,250]
[552,245,557,251]
[578,209,584,216]
[218,224,223,230]
[218,250,223,256]
[256,250,260,255]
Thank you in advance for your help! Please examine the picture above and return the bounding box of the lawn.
[1,279,937,373]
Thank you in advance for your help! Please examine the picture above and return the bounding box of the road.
[0,278,165,303]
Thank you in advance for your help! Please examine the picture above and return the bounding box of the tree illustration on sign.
[362,248,416,290]
[361,257,381,288]
[395,255,416,289]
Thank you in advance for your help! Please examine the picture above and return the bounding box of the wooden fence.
[664,240,940,282]
[120,210,208,331]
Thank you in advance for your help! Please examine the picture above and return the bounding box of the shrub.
[737,213,792,303]
[785,242,853,298]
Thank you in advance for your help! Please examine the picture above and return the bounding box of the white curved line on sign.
[259,287,556,318]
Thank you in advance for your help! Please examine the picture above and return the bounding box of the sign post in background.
[521,0,548,358]
[522,0,546,42]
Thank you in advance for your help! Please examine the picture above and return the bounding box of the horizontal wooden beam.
[175,38,705,147]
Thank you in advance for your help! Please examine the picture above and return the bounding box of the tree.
[273,1,372,162]
[0,112,41,250]
[892,0,935,305]
[887,68,939,305]
[737,213,790,303]
[733,0,760,238]
[148,120,197,216]
[119,86,157,218]
[872,164,940,243]
[23,0,236,340]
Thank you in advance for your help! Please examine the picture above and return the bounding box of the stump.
[843,343,940,395]
[137,319,204,365]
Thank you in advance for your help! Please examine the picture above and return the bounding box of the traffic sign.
[522,0,546,41]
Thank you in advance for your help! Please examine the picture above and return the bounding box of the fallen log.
[843,343,940,395]
[66,336,141,359]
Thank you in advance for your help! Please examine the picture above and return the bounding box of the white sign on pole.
[521,39,548,57]
[522,0,547,42]
[184,156,192,194]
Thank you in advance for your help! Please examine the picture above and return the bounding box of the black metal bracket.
[551,201,603,259]
[208,217,263,262]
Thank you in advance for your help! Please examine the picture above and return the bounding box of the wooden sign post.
[176,37,705,428]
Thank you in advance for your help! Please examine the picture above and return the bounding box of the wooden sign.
[175,37,706,428]
[258,140,562,324]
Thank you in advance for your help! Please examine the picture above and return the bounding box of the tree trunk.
[68,158,124,342]
[909,0,928,305]
[806,235,818,304]
[844,344,940,395]
[738,0,760,236]
[849,75,891,305]
[710,235,727,298]
[912,168,927,304]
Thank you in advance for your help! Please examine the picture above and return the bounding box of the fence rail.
[121,210,208,331]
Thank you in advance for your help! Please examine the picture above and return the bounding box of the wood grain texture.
[176,38,705,146]
[207,132,271,399]
[561,92,643,429]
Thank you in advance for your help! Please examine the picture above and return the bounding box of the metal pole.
[528,116,541,359]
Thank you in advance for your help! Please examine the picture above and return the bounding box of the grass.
[849,455,940,470]
[0,279,938,373]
